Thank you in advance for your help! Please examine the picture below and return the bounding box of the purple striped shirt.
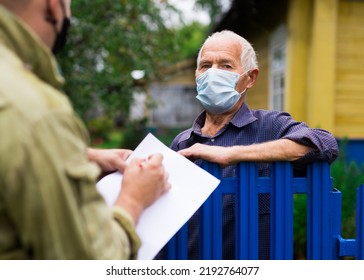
[169,103,338,259]
[171,103,338,166]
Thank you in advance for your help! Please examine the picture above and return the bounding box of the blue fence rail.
[165,161,364,259]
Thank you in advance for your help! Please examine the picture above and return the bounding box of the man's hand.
[87,148,132,173]
[115,153,171,223]
[179,144,233,166]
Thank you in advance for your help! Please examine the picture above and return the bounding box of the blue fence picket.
[356,184,364,259]
[237,162,259,259]
[306,162,333,259]
[164,161,363,260]
[270,162,294,259]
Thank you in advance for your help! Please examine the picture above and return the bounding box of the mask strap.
[239,88,248,97]
[240,70,251,77]
[238,69,250,97]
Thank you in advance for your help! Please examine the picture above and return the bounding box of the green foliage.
[58,0,181,121]
[96,131,124,149]
[174,21,209,60]
[293,194,307,259]
[56,0,211,143]
[54,0,224,148]
[330,145,364,239]
[86,116,114,146]
[120,118,149,150]
[195,0,227,25]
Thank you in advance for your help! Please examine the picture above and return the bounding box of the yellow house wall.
[306,0,337,131]
[246,35,270,110]
[286,0,364,138]
[286,0,312,122]
[335,0,364,138]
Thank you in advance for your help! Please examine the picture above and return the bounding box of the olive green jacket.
[0,6,140,259]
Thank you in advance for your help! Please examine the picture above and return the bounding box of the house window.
[269,25,287,111]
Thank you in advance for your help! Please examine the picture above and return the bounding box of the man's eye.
[222,65,232,69]
[200,64,210,69]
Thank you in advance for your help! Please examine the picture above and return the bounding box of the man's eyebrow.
[198,57,237,66]
[219,58,235,64]
[198,59,211,65]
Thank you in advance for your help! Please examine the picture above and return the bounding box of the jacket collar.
[0,5,64,89]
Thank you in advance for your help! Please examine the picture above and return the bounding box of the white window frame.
[269,25,287,111]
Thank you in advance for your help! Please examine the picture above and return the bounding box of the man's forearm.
[179,139,313,166]
[229,139,312,163]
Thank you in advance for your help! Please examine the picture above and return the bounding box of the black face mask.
[45,0,71,55]
[52,17,70,55]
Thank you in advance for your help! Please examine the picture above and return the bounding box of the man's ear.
[46,0,62,25]
[246,68,259,89]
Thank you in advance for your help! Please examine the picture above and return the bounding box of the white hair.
[197,30,258,71]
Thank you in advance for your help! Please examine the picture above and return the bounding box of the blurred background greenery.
[58,0,225,149]
[56,0,363,259]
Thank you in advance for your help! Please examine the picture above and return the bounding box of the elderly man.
[167,30,338,259]
[0,0,170,259]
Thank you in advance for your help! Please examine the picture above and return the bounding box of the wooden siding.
[246,35,270,110]
[286,0,311,122]
[335,1,364,138]
[306,0,337,131]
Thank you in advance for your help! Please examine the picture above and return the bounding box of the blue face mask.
[196,68,248,114]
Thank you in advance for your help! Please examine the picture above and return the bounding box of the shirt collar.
[179,103,258,143]
[230,103,258,128]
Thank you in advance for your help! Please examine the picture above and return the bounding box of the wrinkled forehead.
[200,37,242,61]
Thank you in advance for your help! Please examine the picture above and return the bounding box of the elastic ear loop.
[238,70,250,97]
[239,88,248,98]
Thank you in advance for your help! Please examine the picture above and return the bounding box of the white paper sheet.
[96,133,220,260]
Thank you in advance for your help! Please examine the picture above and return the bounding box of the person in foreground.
[157,30,339,260]
[0,0,170,259]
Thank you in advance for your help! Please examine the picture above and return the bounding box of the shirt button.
[211,138,215,142]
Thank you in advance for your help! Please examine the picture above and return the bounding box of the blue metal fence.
[165,161,364,260]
